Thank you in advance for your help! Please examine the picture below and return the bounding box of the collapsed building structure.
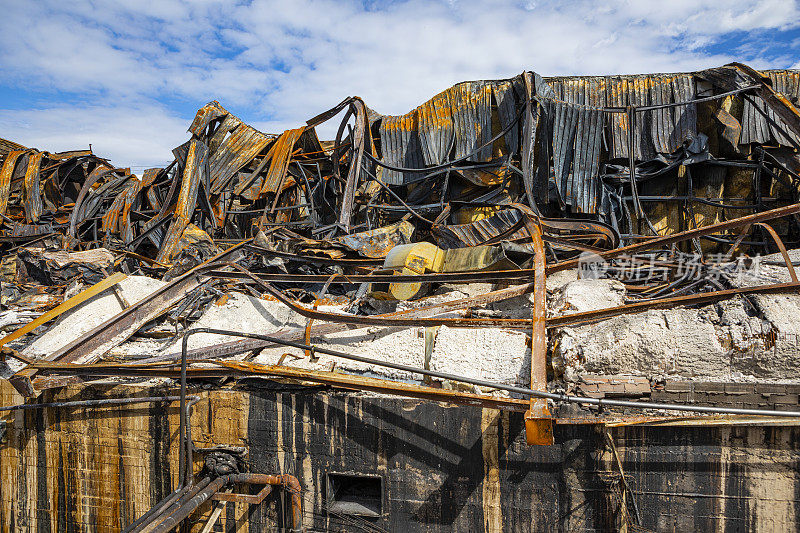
[1,63,800,531]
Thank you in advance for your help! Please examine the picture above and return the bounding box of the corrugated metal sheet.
[450,81,493,161]
[260,127,304,197]
[120,167,161,243]
[547,73,696,159]
[188,101,228,137]
[157,140,209,263]
[417,89,455,166]
[492,80,519,154]
[188,101,273,195]
[207,117,271,194]
[671,75,697,152]
[375,80,504,185]
[378,112,424,185]
[23,151,44,223]
[572,106,603,213]
[0,150,25,215]
[101,184,129,235]
[437,208,527,248]
[0,138,26,158]
[741,69,800,146]
[234,127,304,200]
[547,101,603,214]
[552,100,579,201]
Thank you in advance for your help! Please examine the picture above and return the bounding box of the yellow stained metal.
[263,127,304,196]
[524,218,553,445]
[156,141,202,263]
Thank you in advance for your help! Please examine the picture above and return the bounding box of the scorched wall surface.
[1,382,799,532]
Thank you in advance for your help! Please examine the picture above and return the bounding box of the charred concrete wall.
[1,380,800,532]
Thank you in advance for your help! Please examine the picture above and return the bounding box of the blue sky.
[1,0,798,168]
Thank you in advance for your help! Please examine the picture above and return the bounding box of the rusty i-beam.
[524,216,553,445]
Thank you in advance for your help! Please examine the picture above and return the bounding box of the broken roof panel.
[741,69,800,147]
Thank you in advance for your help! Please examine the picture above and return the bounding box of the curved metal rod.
[754,222,799,282]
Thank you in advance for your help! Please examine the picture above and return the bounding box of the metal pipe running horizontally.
[148,473,303,533]
[183,328,800,418]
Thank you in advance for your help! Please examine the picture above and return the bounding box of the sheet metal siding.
[0,150,25,215]
[22,151,44,223]
[741,70,800,146]
[493,80,519,154]
[376,81,503,185]
[379,113,425,185]
[260,127,304,196]
[438,208,527,247]
[550,74,696,159]
[417,89,455,166]
[574,107,603,213]
[451,81,494,162]
[672,75,697,151]
[208,123,270,194]
[156,140,209,263]
[188,101,227,136]
[101,184,130,234]
[766,70,800,146]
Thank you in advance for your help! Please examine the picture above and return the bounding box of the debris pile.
[1,63,800,424]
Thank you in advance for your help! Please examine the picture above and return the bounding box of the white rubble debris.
[429,326,530,385]
[23,275,167,359]
[550,260,800,383]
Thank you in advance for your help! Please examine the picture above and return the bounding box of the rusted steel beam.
[228,262,535,329]
[524,217,553,445]
[753,222,798,282]
[212,485,270,504]
[226,261,800,332]
[31,359,531,412]
[35,332,800,418]
[207,268,536,283]
[548,202,800,274]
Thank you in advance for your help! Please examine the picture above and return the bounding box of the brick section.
[651,380,800,411]
[577,375,651,398]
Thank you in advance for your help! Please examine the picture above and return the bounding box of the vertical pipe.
[627,106,643,237]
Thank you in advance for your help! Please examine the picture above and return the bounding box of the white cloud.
[0,106,188,169]
[0,0,797,167]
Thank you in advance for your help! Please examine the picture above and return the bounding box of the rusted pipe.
[147,475,224,533]
[138,476,213,533]
[549,202,800,273]
[147,473,302,533]
[180,328,800,418]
